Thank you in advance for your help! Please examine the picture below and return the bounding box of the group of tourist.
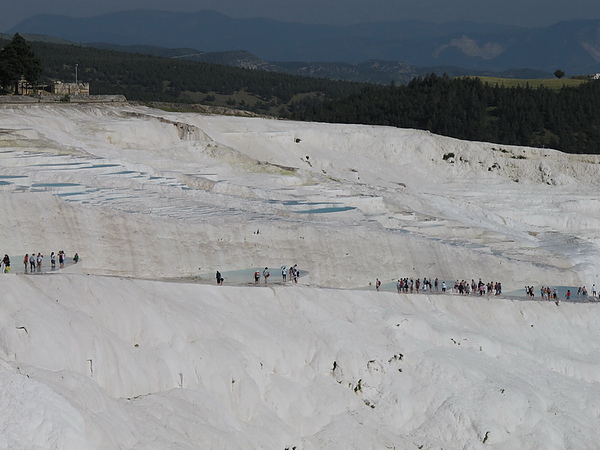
[378,277,597,303]
[247,264,300,285]
[576,285,596,298]
[530,286,560,300]
[0,251,79,274]
[388,277,502,296]
[525,285,596,302]
[281,265,299,284]
[393,277,436,293]
[24,253,48,273]
[214,265,302,286]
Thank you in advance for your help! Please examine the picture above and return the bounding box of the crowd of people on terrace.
[6,250,593,305]
[375,277,595,302]
[376,277,503,296]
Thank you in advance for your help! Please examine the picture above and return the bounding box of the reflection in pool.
[32,183,82,188]
[295,206,356,214]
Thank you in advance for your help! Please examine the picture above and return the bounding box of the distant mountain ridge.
[8,10,600,75]
[82,43,553,84]
[0,33,551,85]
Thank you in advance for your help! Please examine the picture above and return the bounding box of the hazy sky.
[2,0,600,32]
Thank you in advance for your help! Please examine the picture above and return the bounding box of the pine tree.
[0,33,43,94]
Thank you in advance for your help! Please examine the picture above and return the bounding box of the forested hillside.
[292,75,600,154]
[19,40,369,114]
[3,38,600,154]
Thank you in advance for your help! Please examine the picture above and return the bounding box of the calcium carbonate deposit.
[0,102,599,449]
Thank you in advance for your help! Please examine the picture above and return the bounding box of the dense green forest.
[2,37,600,154]
[291,74,600,154]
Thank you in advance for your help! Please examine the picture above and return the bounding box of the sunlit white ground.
[0,102,599,449]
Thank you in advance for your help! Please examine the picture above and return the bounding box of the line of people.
[0,251,80,274]
[528,286,563,300]
[28,252,59,272]
[214,265,302,286]
[575,285,596,298]
[14,250,79,273]
[526,285,597,302]
[251,264,299,285]
[387,277,502,296]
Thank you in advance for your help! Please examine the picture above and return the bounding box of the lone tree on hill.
[0,33,43,94]
[554,69,565,79]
